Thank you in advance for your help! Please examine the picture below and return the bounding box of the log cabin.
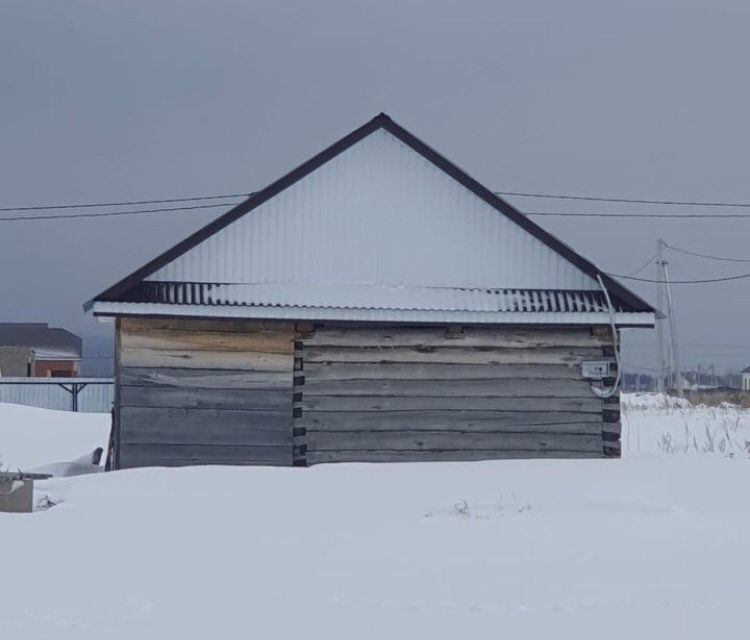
[85,113,655,469]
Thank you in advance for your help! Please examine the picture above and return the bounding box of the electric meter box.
[581,360,617,380]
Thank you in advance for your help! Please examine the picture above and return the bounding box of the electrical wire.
[3,187,750,214]
[591,274,621,399]
[664,243,750,263]
[496,191,750,208]
[6,206,750,222]
[525,211,750,218]
[626,253,658,277]
[0,202,236,222]
[0,193,250,212]
[607,272,750,284]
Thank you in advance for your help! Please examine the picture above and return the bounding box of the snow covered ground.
[623,392,750,457]
[1,396,749,639]
[0,402,110,470]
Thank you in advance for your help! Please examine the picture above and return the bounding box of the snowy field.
[622,392,750,457]
[1,396,749,639]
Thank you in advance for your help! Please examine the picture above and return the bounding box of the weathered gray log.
[300,395,602,413]
[120,406,291,434]
[302,346,604,365]
[120,366,293,389]
[119,317,295,370]
[301,362,583,381]
[122,422,292,446]
[120,385,290,411]
[307,430,602,452]
[301,377,594,398]
[121,317,292,334]
[119,443,292,467]
[297,410,602,432]
[306,449,601,463]
[304,327,609,348]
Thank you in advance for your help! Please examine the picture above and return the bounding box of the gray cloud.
[2,0,750,370]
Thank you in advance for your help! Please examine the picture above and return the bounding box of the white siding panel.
[148,130,597,293]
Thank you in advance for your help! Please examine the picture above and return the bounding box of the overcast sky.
[2,0,750,372]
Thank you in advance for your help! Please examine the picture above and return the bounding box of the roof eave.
[90,300,655,328]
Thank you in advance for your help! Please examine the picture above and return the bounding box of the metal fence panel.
[0,378,114,413]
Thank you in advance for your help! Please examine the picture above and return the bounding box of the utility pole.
[663,261,684,398]
[656,239,666,393]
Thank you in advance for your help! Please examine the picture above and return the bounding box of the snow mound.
[0,402,110,470]
[622,392,693,410]
[2,458,750,639]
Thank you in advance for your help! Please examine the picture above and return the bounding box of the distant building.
[742,367,750,391]
[0,323,82,377]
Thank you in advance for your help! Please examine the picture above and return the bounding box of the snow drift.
[1,396,749,639]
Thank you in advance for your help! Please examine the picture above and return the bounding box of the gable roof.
[86,113,654,323]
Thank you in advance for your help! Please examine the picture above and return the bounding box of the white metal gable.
[147,129,599,293]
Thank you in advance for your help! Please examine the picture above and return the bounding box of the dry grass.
[683,390,750,408]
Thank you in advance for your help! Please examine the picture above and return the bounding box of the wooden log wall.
[115,317,295,468]
[293,325,620,464]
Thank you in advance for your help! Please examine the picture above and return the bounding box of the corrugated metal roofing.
[120,281,625,313]
[148,129,598,292]
[88,113,655,326]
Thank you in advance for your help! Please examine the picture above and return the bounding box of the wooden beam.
[302,362,583,381]
[120,366,293,389]
[302,377,594,398]
[298,410,602,432]
[120,385,290,411]
[307,430,602,452]
[121,328,294,355]
[306,449,602,463]
[120,406,291,436]
[305,327,610,348]
[300,395,602,413]
[120,348,292,371]
[120,443,292,467]
[303,346,604,366]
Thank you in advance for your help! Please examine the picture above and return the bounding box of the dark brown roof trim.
[85,113,653,313]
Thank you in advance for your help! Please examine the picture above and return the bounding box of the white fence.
[0,378,114,413]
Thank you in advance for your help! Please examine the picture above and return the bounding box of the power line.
[626,253,658,277]
[525,211,750,218]
[6,206,750,223]
[607,271,750,284]
[0,202,235,222]
[665,243,750,263]
[3,186,750,214]
[497,190,750,208]
[0,192,250,212]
